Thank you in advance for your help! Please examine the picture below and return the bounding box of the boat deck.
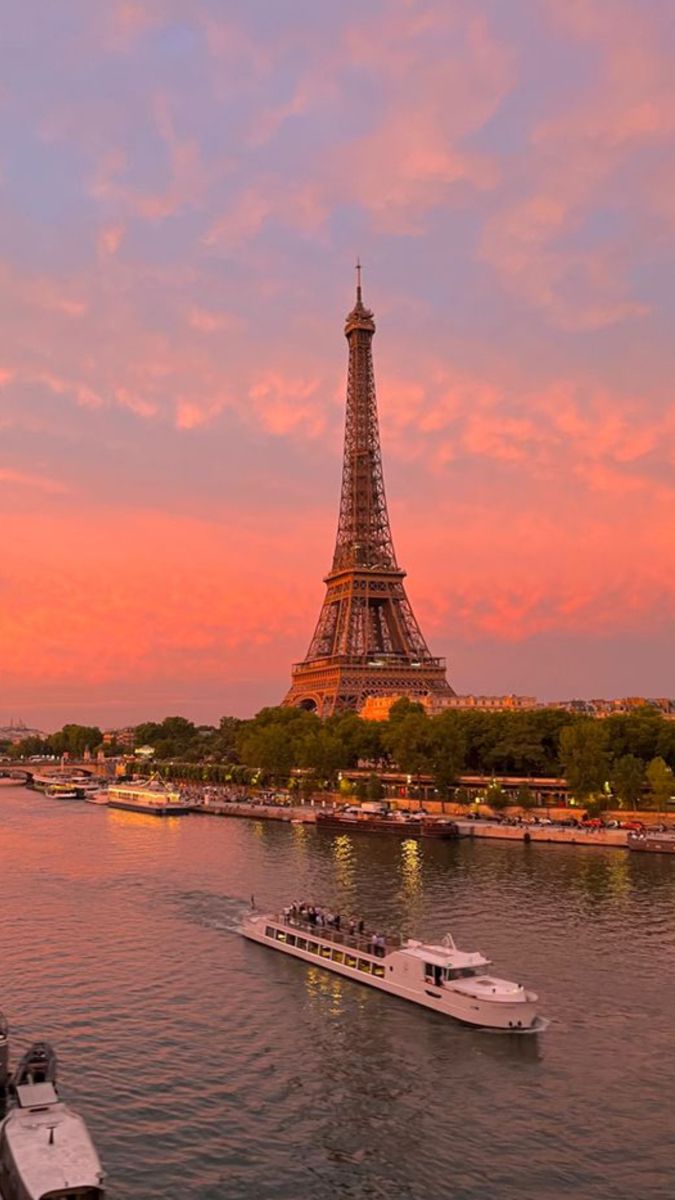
[271,913,402,958]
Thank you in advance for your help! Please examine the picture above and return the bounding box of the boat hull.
[316,814,459,840]
[107,799,191,816]
[627,833,675,854]
[241,915,539,1031]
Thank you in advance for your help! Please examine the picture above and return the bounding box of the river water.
[0,784,673,1200]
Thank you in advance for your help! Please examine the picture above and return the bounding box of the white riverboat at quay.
[241,907,543,1031]
[106,782,191,816]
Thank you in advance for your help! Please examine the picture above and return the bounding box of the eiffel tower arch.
[283,269,454,717]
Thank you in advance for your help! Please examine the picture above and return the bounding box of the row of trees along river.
[4,701,675,812]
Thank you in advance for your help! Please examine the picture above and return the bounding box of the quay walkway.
[189,801,631,848]
[190,799,316,823]
[454,819,629,849]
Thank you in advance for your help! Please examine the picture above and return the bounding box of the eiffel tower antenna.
[282,272,453,716]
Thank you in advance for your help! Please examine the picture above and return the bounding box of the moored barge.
[106,783,191,817]
[316,808,459,840]
[241,908,542,1030]
[627,831,675,854]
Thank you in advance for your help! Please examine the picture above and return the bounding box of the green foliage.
[382,710,432,777]
[387,697,425,722]
[9,735,49,759]
[453,787,472,807]
[584,794,610,818]
[366,773,384,801]
[50,724,103,757]
[645,757,675,809]
[485,783,509,811]
[21,704,673,801]
[516,787,536,810]
[559,720,610,801]
[429,714,466,797]
[609,754,645,810]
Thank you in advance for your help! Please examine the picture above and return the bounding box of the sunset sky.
[2,0,675,731]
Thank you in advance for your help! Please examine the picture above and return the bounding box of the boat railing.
[274,913,403,956]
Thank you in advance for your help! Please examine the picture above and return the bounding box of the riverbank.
[454,819,629,848]
[187,800,634,849]
[190,799,316,823]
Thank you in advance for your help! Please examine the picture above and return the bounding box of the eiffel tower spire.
[283,271,453,716]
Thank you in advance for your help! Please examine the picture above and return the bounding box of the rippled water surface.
[1,786,674,1199]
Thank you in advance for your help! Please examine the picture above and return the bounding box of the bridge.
[0,760,111,785]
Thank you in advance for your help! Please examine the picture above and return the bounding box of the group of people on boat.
[281,903,389,957]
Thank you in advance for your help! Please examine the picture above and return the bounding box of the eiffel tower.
[283,267,454,716]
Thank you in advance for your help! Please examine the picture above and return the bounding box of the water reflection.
[304,967,347,1019]
[2,786,675,1200]
[331,834,356,893]
[106,808,181,833]
[290,823,309,857]
[399,838,422,900]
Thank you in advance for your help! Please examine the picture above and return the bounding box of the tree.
[387,697,425,723]
[610,755,645,810]
[366,773,384,801]
[645,757,674,810]
[559,720,609,801]
[453,787,471,807]
[354,777,368,801]
[49,724,103,758]
[485,783,509,812]
[516,787,536,811]
[382,711,432,777]
[238,724,295,780]
[429,715,466,797]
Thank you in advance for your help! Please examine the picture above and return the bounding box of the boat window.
[286,934,296,947]
[265,926,274,937]
[320,946,332,958]
[424,962,444,986]
[332,950,344,964]
[345,954,357,968]
[373,965,385,978]
[446,967,480,980]
[296,937,307,950]
[275,930,287,943]
[307,942,318,954]
[358,959,372,973]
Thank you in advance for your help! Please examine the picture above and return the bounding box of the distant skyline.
[1,0,674,731]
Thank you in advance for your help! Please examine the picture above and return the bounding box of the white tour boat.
[43,783,81,801]
[106,782,191,817]
[0,1077,105,1200]
[241,908,543,1031]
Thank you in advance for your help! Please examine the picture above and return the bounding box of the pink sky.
[1,0,674,730]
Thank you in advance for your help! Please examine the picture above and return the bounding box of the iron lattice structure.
[283,272,454,716]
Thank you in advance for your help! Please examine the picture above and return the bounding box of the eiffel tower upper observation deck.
[282,267,454,716]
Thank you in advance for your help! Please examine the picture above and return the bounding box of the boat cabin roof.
[403,940,490,969]
[16,1083,58,1110]
[3,1102,104,1199]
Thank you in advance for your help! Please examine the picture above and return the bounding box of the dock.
[454,820,628,848]
[190,800,316,823]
